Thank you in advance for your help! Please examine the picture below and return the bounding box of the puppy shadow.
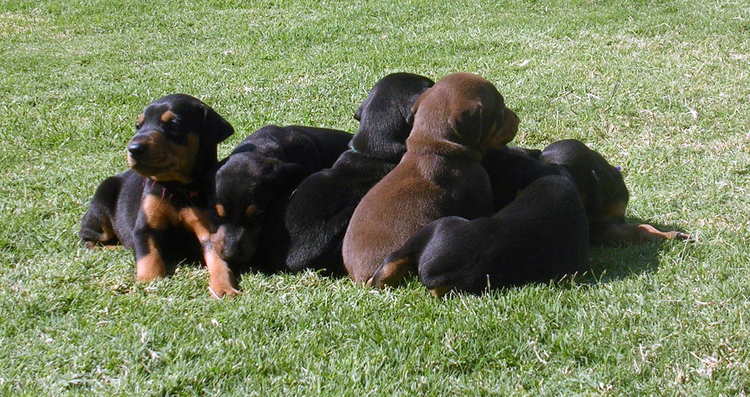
[578,217,693,285]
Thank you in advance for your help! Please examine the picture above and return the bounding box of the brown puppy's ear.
[202,104,234,143]
[495,107,519,146]
[481,107,519,149]
[448,101,485,148]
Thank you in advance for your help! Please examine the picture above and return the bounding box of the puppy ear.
[448,101,484,147]
[495,107,519,146]
[202,104,234,143]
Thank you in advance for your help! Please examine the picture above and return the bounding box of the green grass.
[2,0,750,394]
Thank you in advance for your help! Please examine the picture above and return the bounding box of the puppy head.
[351,73,434,160]
[211,153,305,266]
[409,73,518,154]
[127,94,234,183]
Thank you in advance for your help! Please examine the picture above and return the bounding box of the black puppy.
[211,125,351,276]
[79,94,237,296]
[279,73,435,274]
[539,139,691,244]
[374,175,589,296]
[482,145,563,211]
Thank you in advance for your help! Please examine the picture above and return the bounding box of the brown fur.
[136,236,166,281]
[138,193,238,295]
[342,73,519,284]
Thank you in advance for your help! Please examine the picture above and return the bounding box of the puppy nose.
[127,143,147,157]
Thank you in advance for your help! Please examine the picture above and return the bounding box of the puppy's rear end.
[406,175,589,296]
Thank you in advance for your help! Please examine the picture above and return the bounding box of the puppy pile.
[80,72,690,298]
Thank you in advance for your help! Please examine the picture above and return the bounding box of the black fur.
[79,94,233,271]
[212,125,352,273]
[378,175,589,295]
[280,73,435,274]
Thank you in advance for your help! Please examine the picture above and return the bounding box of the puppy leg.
[367,257,413,289]
[367,230,433,288]
[593,222,692,244]
[79,176,121,248]
[80,212,117,249]
[205,252,240,299]
[133,229,168,281]
[180,208,239,298]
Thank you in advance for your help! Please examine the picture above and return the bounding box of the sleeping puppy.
[210,125,351,280]
[79,94,236,296]
[482,145,563,211]
[539,139,691,244]
[379,175,589,297]
[343,72,519,286]
[281,73,434,274]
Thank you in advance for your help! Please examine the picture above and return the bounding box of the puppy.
[79,94,236,296]
[482,145,565,211]
[281,73,435,274]
[211,125,351,275]
[539,139,691,244]
[343,73,519,286]
[381,175,589,297]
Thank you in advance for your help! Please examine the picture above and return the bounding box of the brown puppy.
[342,73,519,286]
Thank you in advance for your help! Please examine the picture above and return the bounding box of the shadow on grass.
[579,217,694,285]
[202,218,695,296]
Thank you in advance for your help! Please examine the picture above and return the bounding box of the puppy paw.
[208,283,241,299]
[668,231,695,242]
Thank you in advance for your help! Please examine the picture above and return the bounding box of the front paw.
[208,279,241,299]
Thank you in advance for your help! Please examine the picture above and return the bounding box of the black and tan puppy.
[211,125,351,275]
[79,94,237,296]
[539,139,691,244]
[280,73,434,274]
[378,175,589,297]
[343,73,519,286]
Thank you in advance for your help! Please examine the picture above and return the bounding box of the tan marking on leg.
[205,250,240,299]
[428,286,451,297]
[636,224,692,241]
[179,207,212,241]
[99,217,116,242]
[368,257,412,288]
[180,207,239,298]
[596,222,692,244]
[136,236,167,281]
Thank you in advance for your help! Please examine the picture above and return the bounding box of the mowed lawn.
[1,0,749,394]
